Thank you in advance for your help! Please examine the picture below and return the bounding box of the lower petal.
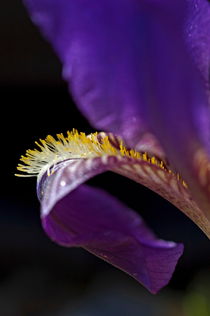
[42,184,183,294]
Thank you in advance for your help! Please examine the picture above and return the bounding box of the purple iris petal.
[22,0,184,146]
[41,167,183,294]
[23,0,210,152]
[23,0,210,146]
[23,0,148,145]
[133,1,210,220]
[185,0,210,83]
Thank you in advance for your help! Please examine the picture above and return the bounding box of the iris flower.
[17,0,210,293]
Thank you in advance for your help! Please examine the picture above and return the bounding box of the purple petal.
[23,0,188,146]
[37,149,210,237]
[132,0,210,223]
[42,177,183,293]
[185,0,210,84]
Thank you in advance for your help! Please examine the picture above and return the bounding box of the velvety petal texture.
[40,156,184,293]
[23,0,210,143]
[23,0,147,144]
[22,0,186,145]
[132,1,210,225]
[185,0,210,84]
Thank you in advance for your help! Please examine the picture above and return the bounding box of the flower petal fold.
[40,159,183,293]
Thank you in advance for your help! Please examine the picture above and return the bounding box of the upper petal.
[132,0,210,224]
[185,0,210,85]
[23,0,190,146]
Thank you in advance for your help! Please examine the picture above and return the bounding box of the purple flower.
[18,0,210,292]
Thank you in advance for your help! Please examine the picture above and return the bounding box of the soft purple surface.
[133,1,210,219]
[185,0,210,83]
[37,157,184,293]
[42,184,183,294]
[24,0,205,147]
[23,0,210,144]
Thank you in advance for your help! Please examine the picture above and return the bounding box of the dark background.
[1,1,210,315]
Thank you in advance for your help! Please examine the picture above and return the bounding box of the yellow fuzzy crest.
[15,129,183,183]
